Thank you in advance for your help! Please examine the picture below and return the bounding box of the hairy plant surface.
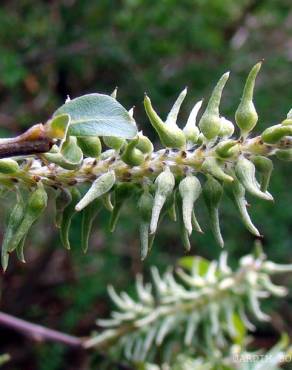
[0,63,292,270]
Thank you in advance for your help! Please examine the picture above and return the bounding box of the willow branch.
[0,311,85,348]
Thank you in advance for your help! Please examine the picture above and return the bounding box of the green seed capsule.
[235,156,273,201]
[225,176,260,236]
[1,196,25,271]
[201,157,234,183]
[281,118,292,126]
[150,167,175,234]
[166,191,177,222]
[103,136,125,151]
[166,88,187,125]
[178,175,202,235]
[215,139,238,158]
[81,199,101,253]
[60,187,81,250]
[261,124,292,144]
[144,95,186,149]
[183,100,203,144]
[121,137,145,166]
[0,159,19,174]
[55,188,72,228]
[136,133,154,154]
[275,148,292,161]
[75,171,116,211]
[16,235,26,263]
[235,62,261,135]
[198,72,230,140]
[102,192,114,212]
[218,117,235,138]
[250,155,273,192]
[9,184,48,253]
[138,191,154,260]
[203,176,224,248]
[176,195,191,252]
[77,136,102,158]
[109,183,135,232]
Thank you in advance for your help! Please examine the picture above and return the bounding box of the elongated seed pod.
[109,183,135,232]
[166,88,187,125]
[178,175,201,235]
[199,72,230,140]
[9,184,48,253]
[176,195,191,251]
[75,171,116,211]
[16,235,26,263]
[55,188,72,228]
[192,211,203,233]
[81,199,101,253]
[201,157,234,183]
[225,176,260,236]
[150,167,175,234]
[183,100,203,144]
[235,156,273,201]
[1,196,25,271]
[235,62,261,135]
[0,159,19,174]
[121,138,145,166]
[102,192,114,212]
[138,191,154,260]
[250,155,273,192]
[60,187,81,250]
[77,136,102,158]
[144,95,186,149]
[203,176,224,248]
[164,190,176,222]
[261,124,292,144]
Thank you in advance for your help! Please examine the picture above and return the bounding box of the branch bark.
[0,311,85,348]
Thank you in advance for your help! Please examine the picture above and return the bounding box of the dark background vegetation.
[0,1,291,369]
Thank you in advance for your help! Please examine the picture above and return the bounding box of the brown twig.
[0,124,53,159]
[0,311,85,348]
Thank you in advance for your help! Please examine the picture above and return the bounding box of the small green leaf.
[178,256,210,275]
[45,114,71,139]
[54,94,137,139]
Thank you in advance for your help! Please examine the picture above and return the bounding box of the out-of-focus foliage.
[0,1,291,369]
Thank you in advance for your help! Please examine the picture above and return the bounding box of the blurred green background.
[0,1,291,369]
